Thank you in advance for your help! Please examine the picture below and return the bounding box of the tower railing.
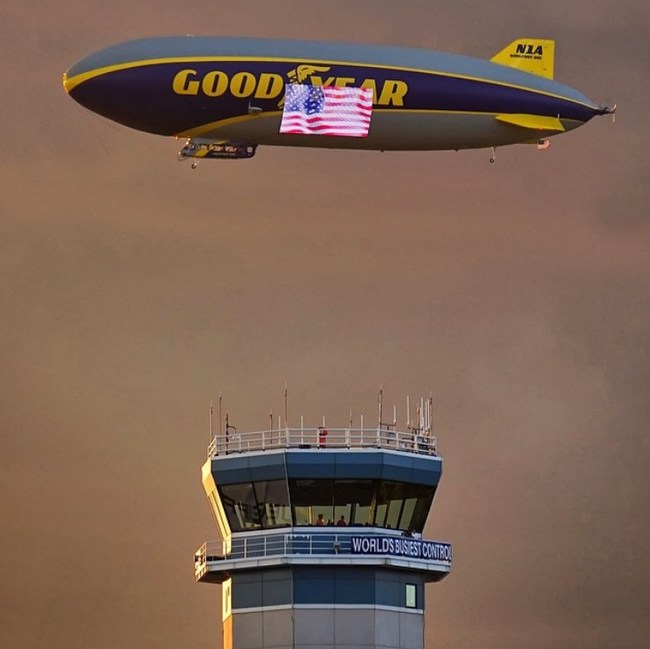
[207,427,437,459]
[194,529,452,580]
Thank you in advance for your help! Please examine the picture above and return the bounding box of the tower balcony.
[207,426,438,458]
[195,528,452,584]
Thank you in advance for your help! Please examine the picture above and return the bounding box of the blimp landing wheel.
[191,161,199,170]
[489,147,497,164]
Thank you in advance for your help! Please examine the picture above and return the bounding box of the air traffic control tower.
[194,398,452,649]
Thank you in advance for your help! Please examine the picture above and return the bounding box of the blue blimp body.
[63,36,613,163]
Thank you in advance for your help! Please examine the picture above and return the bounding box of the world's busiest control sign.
[351,536,452,563]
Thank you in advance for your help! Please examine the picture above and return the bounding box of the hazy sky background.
[2,1,648,648]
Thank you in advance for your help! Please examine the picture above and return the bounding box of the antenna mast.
[284,383,289,430]
[209,400,214,444]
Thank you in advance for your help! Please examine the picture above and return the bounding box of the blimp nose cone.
[62,62,89,104]
[62,70,74,96]
[61,51,192,137]
[62,59,129,126]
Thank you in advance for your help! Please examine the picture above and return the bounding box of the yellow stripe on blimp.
[495,113,566,131]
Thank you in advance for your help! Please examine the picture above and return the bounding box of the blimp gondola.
[62,36,614,165]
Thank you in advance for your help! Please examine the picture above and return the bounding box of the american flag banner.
[280,84,373,137]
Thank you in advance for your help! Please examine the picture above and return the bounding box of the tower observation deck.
[195,401,452,649]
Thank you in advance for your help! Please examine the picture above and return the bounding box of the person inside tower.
[336,515,347,527]
[315,513,326,526]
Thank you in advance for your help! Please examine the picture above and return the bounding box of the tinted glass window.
[282,477,436,530]
[385,498,403,530]
[218,483,261,531]
[254,480,292,528]
[374,481,434,531]
[293,505,311,526]
[408,486,436,532]
[335,479,375,527]
[289,478,379,526]
[289,479,334,525]
[400,497,417,529]
[375,502,388,527]
[405,584,417,608]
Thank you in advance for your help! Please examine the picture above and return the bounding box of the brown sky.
[1,1,649,648]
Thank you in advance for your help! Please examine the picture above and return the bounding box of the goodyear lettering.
[230,71,256,97]
[172,68,408,106]
[172,68,200,95]
[307,76,407,106]
[255,73,284,99]
[378,80,408,106]
[202,70,228,97]
[359,79,378,102]
[173,69,285,99]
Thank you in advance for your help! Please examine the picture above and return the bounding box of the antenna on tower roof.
[209,400,214,444]
[406,395,411,429]
[378,384,392,429]
[426,393,434,435]
[284,383,289,429]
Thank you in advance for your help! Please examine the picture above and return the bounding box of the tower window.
[405,583,417,609]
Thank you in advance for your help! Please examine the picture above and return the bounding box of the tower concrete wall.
[233,606,423,649]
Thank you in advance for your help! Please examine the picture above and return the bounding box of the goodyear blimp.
[63,36,614,165]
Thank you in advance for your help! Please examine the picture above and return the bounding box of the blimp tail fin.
[490,39,555,79]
